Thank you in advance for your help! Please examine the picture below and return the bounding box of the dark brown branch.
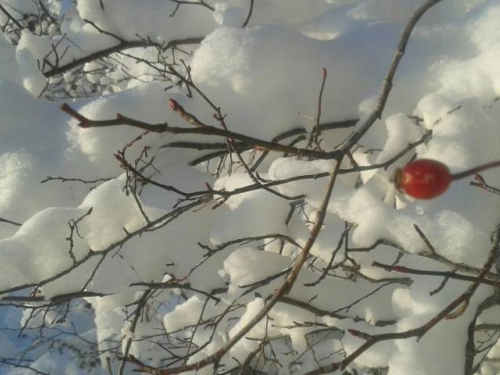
[198,233,302,253]
[41,176,112,185]
[130,282,224,302]
[114,153,190,197]
[278,296,396,327]
[168,79,304,201]
[242,0,254,28]
[119,290,152,375]
[465,295,500,374]
[60,103,338,160]
[0,358,49,375]
[308,67,327,150]
[340,130,432,173]
[413,224,500,279]
[372,262,500,288]
[44,37,203,77]
[0,197,210,297]
[193,119,358,167]
[163,141,246,151]
[181,124,427,199]
[0,291,107,303]
[0,3,23,29]
[0,217,22,227]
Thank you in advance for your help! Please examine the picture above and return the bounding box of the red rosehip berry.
[395,159,500,200]
[396,159,451,199]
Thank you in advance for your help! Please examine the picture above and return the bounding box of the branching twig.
[303,222,500,375]
[0,197,210,297]
[60,103,335,160]
[0,3,23,29]
[135,159,343,374]
[44,37,203,77]
[41,176,112,185]
[372,262,500,288]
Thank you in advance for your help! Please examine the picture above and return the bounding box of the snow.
[190,23,399,140]
[0,36,19,83]
[1,0,500,374]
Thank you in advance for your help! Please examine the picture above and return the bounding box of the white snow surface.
[1,0,500,374]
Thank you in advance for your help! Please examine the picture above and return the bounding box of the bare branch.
[140,158,343,374]
[44,37,203,77]
[303,222,500,375]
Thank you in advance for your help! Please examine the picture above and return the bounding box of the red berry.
[395,159,451,200]
[395,159,500,200]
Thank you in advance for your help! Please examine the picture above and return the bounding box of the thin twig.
[0,217,22,227]
[242,0,254,28]
[304,222,500,375]
[119,290,152,375]
[308,68,327,150]
[0,3,23,29]
[372,262,500,288]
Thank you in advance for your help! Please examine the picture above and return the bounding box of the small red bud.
[347,329,370,339]
[168,99,180,111]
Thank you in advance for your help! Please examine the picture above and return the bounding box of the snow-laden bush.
[1,0,500,374]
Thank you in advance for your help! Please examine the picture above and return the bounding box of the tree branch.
[43,37,203,77]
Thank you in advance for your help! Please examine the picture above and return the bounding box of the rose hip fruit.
[395,159,500,200]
